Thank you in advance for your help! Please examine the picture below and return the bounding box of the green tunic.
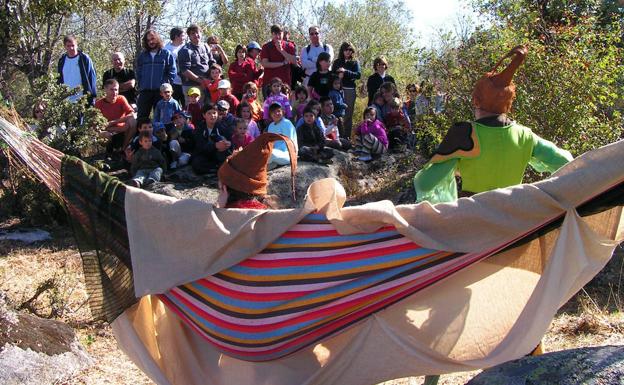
[414,117,573,204]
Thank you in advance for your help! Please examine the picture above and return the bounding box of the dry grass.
[1,223,623,385]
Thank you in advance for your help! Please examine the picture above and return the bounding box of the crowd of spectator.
[48,25,444,188]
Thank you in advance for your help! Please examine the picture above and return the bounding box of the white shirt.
[300,43,334,79]
[62,55,83,103]
[165,42,184,85]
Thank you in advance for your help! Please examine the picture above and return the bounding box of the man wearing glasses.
[300,26,334,86]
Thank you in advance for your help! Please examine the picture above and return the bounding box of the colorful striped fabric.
[158,213,494,362]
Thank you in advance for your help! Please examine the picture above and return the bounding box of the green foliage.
[416,6,623,157]
[25,75,108,157]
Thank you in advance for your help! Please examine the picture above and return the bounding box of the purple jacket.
[355,120,388,148]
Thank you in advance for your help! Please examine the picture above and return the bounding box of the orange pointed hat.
[217,133,298,200]
[472,45,528,114]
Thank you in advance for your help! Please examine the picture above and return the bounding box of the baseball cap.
[247,41,261,51]
[187,87,201,96]
[216,100,230,111]
[217,79,231,89]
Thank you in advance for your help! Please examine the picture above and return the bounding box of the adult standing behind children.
[300,26,334,86]
[136,29,177,119]
[102,52,136,105]
[366,56,395,106]
[228,45,263,100]
[207,36,229,67]
[261,25,297,94]
[57,35,97,105]
[332,42,360,138]
[177,24,216,105]
[164,27,187,107]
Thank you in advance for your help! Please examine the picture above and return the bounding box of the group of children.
[122,58,431,187]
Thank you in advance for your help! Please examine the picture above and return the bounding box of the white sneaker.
[169,161,178,169]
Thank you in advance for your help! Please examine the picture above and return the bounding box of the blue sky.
[406,0,479,44]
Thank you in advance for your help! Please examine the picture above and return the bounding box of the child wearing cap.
[266,102,297,169]
[217,79,240,114]
[185,87,203,128]
[168,111,195,169]
[215,100,237,139]
[154,83,182,131]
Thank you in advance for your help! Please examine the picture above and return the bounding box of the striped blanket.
[159,213,486,361]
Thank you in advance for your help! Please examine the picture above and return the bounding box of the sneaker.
[128,179,141,188]
[169,161,178,169]
[358,154,372,162]
[144,178,156,187]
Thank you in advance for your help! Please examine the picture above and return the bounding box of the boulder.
[0,295,92,385]
[465,345,624,385]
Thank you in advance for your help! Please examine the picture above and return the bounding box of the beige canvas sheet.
[116,140,624,384]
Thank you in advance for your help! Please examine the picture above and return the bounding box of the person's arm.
[119,70,136,92]
[529,136,573,173]
[213,44,228,66]
[87,55,97,102]
[413,158,459,203]
[162,51,175,85]
[345,60,361,80]
[261,57,288,69]
[227,62,246,82]
[178,48,202,84]
[300,46,315,74]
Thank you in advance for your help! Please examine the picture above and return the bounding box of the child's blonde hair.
[243,81,258,93]
[160,83,173,92]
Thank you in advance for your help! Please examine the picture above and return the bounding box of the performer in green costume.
[414,45,573,204]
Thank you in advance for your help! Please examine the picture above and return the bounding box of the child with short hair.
[237,102,261,139]
[328,75,348,137]
[319,96,350,151]
[296,106,333,164]
[354,107,388,161]
[167,111,195,169]
[372,91,385,121]
[263,78,292,123]
[125,117,161,162]
[185,87,203,127]
[130,131,167,188]
[217,79,240,114]
[267,102,298,169]
[232,117,254,149]
[154,83,182,130]
[384,96,411,152]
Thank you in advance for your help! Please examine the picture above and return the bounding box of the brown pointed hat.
[472,45,528,114]
[217,133,298,200]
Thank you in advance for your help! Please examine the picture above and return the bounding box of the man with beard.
[135,29,177,119]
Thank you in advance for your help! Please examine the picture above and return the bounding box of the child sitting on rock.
[266,102,298,169]
[167,111,194,169]
[296,106,334,164]
[129,132,167,188]
[319,96,351,151]
[384,97,411,152]
[354,107,388,161]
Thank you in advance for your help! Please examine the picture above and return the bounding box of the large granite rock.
[466,345,624,385]
[150,150,360,208]
[0,294,92,385]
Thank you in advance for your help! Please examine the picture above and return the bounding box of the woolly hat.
[472,45,528,114]
[217,133,298,200]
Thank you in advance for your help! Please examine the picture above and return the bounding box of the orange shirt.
[95,95,133,128]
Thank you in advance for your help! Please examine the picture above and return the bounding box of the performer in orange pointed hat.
[413,45,573,204]
[217,133,297,209]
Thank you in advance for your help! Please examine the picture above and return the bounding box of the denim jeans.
[132,167,163,186]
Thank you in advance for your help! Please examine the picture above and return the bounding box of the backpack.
[306,44,328,55]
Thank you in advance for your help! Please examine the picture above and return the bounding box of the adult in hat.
[217,133,297,209]
[413,45,573,204]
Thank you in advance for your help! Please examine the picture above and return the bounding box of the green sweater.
[414,117,573,203]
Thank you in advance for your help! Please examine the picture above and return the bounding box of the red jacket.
[228,58,263,96]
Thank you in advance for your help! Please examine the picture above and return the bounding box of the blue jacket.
[136,49,177,91]
[154,99,182,124]
[328,89,348,117]
[57,51,97,105]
